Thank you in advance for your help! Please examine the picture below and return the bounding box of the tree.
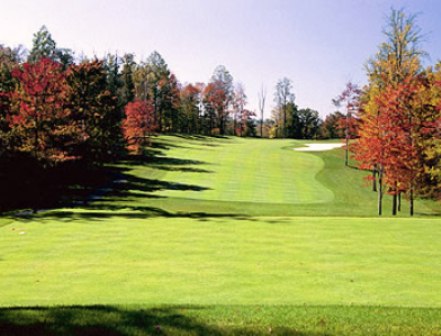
[67,59,122,163]
[240,108,257,137]
[0,45,20,158]
[297,108,321,139]
[119,53,136,106]
[202,81,227,135]
[274,77,295,138]
[10,58,79,164]
[333,82,361,166]
[28,26,57,62]
[133,51,180,133]
[319,111,345,139]
[123,100,155,153]
[180,83,201,134]
[355,8,432,215]
[233,83,247,136]
[367,9,425,86]
[145,51,171,131]
[258,85,266,137]
[103,53,125,159]
[28,26,74,68]
[160,73,181,132]
[209,65,234,135]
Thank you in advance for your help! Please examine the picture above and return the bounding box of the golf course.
[1,136,440,335]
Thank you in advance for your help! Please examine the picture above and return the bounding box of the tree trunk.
[372,166,377,192]
[392,184,397,216]
[398,192,401,212]
[345,134,349,166]
[260,115,263,138]
[410,188,414,216]
[378,168,383,216]
[283,106,287,138]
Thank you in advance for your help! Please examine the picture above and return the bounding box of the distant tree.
[297,108,321,139]
[67,60,121,163]
[240,109,257,137]
[209,65,234,135]
[103,53,125,159]
[233,83,247,136]
[161,73,181,132]
[28,26,56,62]
[333,82,361,166]
[258,85,266,137]
[202,81,227,135]
[319,111,345,139]
[133,51,180,132]
[28,26,73,68]
[123,100,155,153]
[119,53,136,106]
[274,77,295,138]
[180,83,201,134]
[146,51,170,131]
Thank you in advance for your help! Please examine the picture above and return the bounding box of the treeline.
[267,77,347,139]
[340,9,441,214]
[0,26,264,169]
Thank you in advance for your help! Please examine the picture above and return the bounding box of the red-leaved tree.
[10,58,79,164]
[123,100,155,153]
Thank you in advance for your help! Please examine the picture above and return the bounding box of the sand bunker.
[294,143,344,152]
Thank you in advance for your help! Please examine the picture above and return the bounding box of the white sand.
[294,143,344,152]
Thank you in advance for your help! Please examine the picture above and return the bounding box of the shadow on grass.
[0,138,214,215]
[26,207,250,222]
[0,305,320,336]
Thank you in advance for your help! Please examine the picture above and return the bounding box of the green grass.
[1,216,441,307]
[147,137,333,204]
[0,135,440,335]
[108,135,440,217]
[1,305,441,335]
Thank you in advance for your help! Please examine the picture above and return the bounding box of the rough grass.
[0,305,440,335]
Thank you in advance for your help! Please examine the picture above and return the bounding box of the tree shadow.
[0,144,212,216]
[0,305,327,336]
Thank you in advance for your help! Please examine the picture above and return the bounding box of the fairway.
[1,216,441,307]
[0,136,440,335]
[142,136,333,204]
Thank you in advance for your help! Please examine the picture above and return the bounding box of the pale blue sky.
[1,0,441,117]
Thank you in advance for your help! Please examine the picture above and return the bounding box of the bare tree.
[258,85,266,137]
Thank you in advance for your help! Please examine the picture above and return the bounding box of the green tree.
[274,77,295,138]
[0,45,20,158]
[119,53,136,106]
[319,111,345,139]
[28,26,74,68]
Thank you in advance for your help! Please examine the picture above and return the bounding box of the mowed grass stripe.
[1,216,440,307]
[151,137,334,204]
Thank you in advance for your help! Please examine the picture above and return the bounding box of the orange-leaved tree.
[123,100,155,153]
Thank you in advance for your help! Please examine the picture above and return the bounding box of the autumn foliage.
[10,58,80,163]
[123,100,155,153]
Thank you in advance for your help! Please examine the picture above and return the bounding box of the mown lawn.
[0,135,440,335]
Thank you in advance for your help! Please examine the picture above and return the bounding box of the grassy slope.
[0,135,440,335]
[107,135,440,217]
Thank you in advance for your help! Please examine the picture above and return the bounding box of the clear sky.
[1,0,441,118]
